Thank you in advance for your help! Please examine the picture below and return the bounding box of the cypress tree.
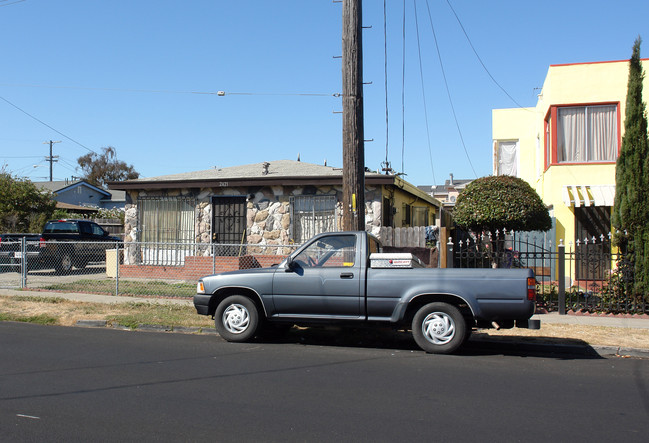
[612,36,649,298]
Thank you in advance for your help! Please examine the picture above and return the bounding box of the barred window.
[137,197,196,265]
[290,195,337,243]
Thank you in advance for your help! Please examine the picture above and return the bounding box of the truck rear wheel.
[412,302,466,354]
[55,252,73,274]
[214,295,259,342]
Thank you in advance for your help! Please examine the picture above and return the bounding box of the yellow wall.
[493,59,649,248]
[383,178,439,227]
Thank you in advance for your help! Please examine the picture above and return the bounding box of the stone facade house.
[109,159,440,266]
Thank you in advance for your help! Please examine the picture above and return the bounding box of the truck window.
[79,222,92,235]
[44,222,78,234]
[90,223,106,236]
[293,235,356,268]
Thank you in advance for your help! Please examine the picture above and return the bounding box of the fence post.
[558,241,566,315]
[20,236,27,289]
[446,237,454,269]
[115,241,120,297]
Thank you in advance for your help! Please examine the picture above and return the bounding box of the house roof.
[34,180,111,197]
[108,159,395,190]
[54,201,99,213]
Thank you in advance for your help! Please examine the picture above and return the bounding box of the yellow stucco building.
[493,58,649,281]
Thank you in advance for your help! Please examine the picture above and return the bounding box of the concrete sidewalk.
[0,288,193,306]
[532,312,649,329]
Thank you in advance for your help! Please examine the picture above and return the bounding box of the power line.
[401,0,407,175]
[444,0,529,111]
[0,95,98,154]
[0,83,338,98]
[0,0,27,7]
[424,0,477,178]
[383,0,390,171]
[0,155,43,159]
[412,0,437,186]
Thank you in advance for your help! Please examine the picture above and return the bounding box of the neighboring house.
[34,180,126,211]
[492,58,649,280]
[108,159,440,265]
[419,173,473,209]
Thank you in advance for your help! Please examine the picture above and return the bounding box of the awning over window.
[562,185,615,207]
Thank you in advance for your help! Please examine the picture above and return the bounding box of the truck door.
[272,234,362,318]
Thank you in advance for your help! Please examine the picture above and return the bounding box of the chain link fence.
[0,239,298,299]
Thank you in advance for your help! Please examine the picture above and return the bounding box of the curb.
[74,319,649,359]
[469,335,649,359]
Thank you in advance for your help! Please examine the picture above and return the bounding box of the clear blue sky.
[1,0,648,187]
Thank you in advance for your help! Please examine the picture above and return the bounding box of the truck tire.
[55,252,73,274]
[412,302,466,354]
[215,295,259,342]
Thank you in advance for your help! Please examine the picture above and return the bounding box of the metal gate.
[211,196,247,246]
[574,206,610,280]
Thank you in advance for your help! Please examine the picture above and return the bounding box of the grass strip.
[39,279,195,298]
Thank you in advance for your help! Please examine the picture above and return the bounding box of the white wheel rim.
[422,312,456,345]
[222,303,250,334]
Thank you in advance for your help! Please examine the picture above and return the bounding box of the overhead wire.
[401,0,407,175]
[383,0,389,170]
[0,83,337,97]
[423,0,477,178]
[412,0,437,186]
[0,0,27,7]
[444,0,530,111]
[0,95,98,154]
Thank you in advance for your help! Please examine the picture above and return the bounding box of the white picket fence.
[377,226,427,248]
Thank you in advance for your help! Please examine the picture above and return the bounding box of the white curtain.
[498,141,519,176]
[588,105,617,161]
[557,107,586,162]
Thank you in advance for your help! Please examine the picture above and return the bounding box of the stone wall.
[123,185,384,250]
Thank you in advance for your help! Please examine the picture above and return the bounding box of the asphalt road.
[1,323,648,442]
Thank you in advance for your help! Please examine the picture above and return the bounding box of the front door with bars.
[211,196,247,250]
[574,206,611,281]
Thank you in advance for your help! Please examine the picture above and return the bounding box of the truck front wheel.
[214,295,259,342]
[412,302,466,354]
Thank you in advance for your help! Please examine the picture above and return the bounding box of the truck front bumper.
[193,293,212,316]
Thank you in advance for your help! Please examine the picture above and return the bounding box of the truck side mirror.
[285,256,296,272]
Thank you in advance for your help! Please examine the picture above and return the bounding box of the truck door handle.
[340,272,354,279]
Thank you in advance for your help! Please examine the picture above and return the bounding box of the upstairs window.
[556,104,618,163]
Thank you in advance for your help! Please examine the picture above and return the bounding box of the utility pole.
[43,140,61,182]
[342,0,365,231]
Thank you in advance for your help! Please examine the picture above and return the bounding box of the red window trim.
[544,102,621,171]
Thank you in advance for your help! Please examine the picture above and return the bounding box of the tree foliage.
[453,175,552,234]
[612,36,649,297]
[0,169,56,233]
[77,146,139,188]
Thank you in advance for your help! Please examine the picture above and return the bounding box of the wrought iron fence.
[0,239,298,299]
[451,230,647,315]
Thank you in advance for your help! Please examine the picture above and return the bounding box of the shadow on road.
[254,326,604,360]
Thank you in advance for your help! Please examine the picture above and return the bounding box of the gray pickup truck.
[194,231,539,354]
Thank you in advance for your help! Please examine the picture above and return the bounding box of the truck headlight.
[197,281,205,294]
